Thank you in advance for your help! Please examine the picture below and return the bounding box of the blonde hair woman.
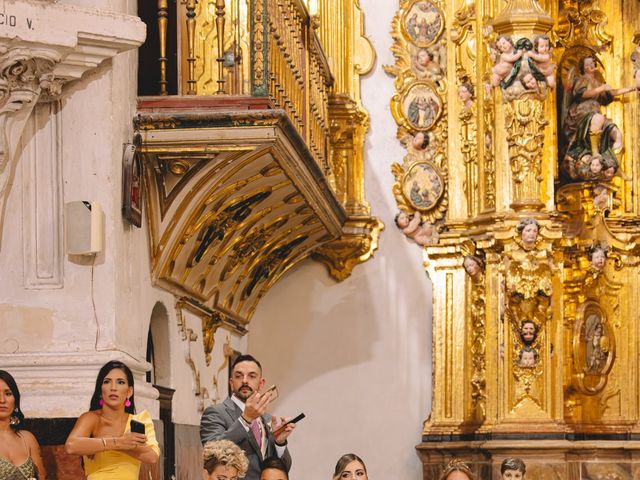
[439,458,476,480]
[202,440,249,480]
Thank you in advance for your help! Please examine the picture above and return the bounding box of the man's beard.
[236,385,253,401]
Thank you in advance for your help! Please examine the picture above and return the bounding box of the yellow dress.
[83,410,160,480]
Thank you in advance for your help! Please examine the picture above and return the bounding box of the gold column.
[215,0,227,94]
[492,0,553,212]
[185,0,197,94]
[310,0,384,281]
[158,0,168,95]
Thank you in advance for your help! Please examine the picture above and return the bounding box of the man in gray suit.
[200,355,296,480]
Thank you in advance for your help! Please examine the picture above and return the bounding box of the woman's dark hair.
[89,361,136,414]
[333,453,367,480]
[501,457,526,475]
[0,370,24,430]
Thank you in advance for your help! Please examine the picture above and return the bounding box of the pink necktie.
[250,419,262,448]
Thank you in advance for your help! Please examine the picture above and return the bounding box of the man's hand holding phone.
[243,385,278,422]
[271,415,296,445]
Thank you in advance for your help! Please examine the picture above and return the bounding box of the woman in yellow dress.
[65,361,159,479]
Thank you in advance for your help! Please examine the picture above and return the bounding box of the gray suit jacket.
[200,397,292,480]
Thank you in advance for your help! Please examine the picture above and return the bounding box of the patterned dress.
[0,432,37,480]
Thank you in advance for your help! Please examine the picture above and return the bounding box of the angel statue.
[501,218,553,325]
[394,211,439,246]
[560,55,636,183]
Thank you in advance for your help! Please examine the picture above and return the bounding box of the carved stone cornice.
[0,0,146,247]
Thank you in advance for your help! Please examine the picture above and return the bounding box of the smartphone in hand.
[272,413,305,436]
[130,419,146,434]
[264,384,279,403]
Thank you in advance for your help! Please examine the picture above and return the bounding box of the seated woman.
[0,370,46,480]
[439,458,476,480]
[333,453,368,479]
[202,439,248,480]
[65,360,159,479]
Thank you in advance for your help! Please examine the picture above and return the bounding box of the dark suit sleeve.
[200,404,248,445]
[279,445,292,471]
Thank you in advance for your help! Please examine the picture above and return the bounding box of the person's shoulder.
[18,429,40,449]
[133,409,152,421]
[78,410,101,422]
[203,401,227,413]
[74,410,102,429]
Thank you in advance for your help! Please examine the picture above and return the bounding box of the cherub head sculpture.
[411,131,430,151]
[463,254,485,282]
[588,244,609,271]
[515,218,540,248]
[517,346,538,368]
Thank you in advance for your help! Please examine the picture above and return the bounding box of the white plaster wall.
[247,2,433,479]
[0,0,164,416]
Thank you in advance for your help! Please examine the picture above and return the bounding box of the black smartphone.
[272,413,305,435]
[130,419,146,434]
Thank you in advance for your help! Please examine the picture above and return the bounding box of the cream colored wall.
[247,2,433,479]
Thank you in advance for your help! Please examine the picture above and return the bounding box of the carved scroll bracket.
[0,1,146,248]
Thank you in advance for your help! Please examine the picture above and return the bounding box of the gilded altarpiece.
[388,0,640,478]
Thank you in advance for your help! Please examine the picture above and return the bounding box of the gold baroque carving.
[140,109,345,325]
[387,0,448,246]
[312,217,384,281]
[392,80,444,132]
[309,1,383,281]
[400,0,445,49]
[505,97,548,210]
[553,0,612,50]
[462,241,487,421]
[392,159,448,225]
[572,300,616,395]
[253,0,265,89]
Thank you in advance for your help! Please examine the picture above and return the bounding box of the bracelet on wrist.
[101,437,107,450]
[240,415,252,424]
